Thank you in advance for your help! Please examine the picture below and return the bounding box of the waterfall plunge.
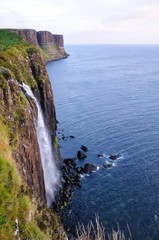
[22,83,60,207]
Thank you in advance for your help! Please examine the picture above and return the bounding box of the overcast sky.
[0,0,159,44]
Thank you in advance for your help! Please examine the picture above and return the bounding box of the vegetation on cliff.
[0,29,66,240]
[0,29,22,51]
[0,119,65,240]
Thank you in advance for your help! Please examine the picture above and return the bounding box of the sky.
[0,0,159,44]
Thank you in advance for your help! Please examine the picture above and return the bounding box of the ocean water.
[47,45,159,240]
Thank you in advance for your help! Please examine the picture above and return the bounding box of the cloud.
[138,4,159,19]
[0,0,159,44]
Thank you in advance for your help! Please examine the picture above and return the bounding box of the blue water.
[47,45,159,240]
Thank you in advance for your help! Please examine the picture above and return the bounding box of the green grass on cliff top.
[0,29,23,51]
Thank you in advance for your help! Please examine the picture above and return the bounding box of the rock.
[69,135,75,138]
[14,29,69,60]
[83,163,97,173]
[76,166,84,174]
[109,154,121,160]
[64,158,76,168]
[61,177,66,184]
[81,145,88,152]
[97,154,104,158]
[103,162,113,168]
[77,150,87,159]
[76,182,81,188]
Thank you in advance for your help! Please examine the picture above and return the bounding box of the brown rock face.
[0,77,45,200]
[0,40,59,202]
[27,47,57,133]
[37,31,56,45]
[12,29,69,61]
[37,31,69,60]
[12,29,38,45]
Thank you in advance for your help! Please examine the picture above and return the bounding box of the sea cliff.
[12,29,69,61]
[0,29,68,239]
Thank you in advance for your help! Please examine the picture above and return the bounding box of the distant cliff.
[11,29,69,61]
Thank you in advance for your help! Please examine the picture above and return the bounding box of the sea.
[46,45,159,240]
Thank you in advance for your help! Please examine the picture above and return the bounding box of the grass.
[0,119,66,239]
[0,29,23,51]
[76,216,132,240]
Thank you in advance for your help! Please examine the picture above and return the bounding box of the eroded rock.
[83,163,97,173]
[81,145,88,152]
[109,154,121,160]
[103,162,113,168]
[77,150,87,159]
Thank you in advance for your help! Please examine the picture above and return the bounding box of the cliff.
[0,29,68,239]
[0,29,60,201]
[11,29,69,61]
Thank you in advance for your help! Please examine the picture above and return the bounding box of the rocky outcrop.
[109,154,121,160]
[37,31,69,61]
[26,47,57,133]
[12,29,69,61]
[77,150,87,159]
[11,29,38,45]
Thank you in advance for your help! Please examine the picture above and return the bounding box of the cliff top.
[0,28,69,61]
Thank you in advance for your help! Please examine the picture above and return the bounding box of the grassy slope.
[0,120,49,240]
[0,29,23,51]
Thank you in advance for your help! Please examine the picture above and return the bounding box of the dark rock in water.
[55,157,84,211]
[77,150,87,159]
[77,167,83,173]
[61,177,66,184]
[69,135,75,138]
[103,162,113,168]
[83,163,97,173]
[109,154,121,160]
[64,158,76,168]
[76,182,81,188]
[56,120,59,124]
[76,166,84,174]
[81,145,88,152]
[97,154,104,158]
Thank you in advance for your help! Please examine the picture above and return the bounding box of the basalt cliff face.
[12,29,69,61]
[0,29,63,202]
[0,29,68,239]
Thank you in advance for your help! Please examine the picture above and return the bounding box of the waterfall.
[21,83,60,207]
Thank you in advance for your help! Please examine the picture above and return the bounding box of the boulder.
[83,163,97,173]
[109,154,121,160]
[69,135,75,138]
[81,145,88,152]
[103,162,113,168]
[77,150,87,159]
[76,166,84,174]
[64,158,76,168]
[97,154,104,158]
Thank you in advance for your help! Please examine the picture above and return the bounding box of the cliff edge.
[0,29,60,201]
[0,29,68,239]
[11,29,69,61]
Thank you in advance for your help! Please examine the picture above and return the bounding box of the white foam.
[97,166,100,170]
